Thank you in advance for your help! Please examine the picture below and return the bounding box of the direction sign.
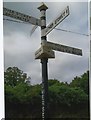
[30,25,38,36]
[42,41,82,56]
[42,6,69,36]
[35,45,55,59]
[3,7,41,26]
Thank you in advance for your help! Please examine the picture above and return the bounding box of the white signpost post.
[3,3,82,120]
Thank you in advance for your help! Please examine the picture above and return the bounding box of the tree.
[70,71,89,94]
[4,67,28,87]
[5,67,41,118]
[49,84,88,106]
[5,68,89,119]
[48,79,60,86]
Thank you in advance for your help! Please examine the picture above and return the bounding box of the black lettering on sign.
[48,23,54,28]
[66,9,68,14]
[62,11,65,17]
[55,14,63,24]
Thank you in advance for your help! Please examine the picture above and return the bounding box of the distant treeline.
[5,67,90,119]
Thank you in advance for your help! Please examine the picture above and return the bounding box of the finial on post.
[38,2,48,11]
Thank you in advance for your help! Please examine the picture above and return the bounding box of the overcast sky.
[3,2,89,84]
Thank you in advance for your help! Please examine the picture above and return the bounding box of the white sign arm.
[3,7,41,26]
[42,41,82,56]
[42,6,69,36]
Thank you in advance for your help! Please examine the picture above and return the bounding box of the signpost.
[3,3,82,120]
[42,41,82,56]
[30,25,38,36]
[3,7,41,26]
[42,6,69,36]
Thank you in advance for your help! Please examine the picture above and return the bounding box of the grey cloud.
[48,53,88,82]
[4,2,89,84]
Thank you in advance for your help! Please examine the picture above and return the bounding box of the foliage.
[49,85,88,106]
[48,79,60,86]
[5,67,28,87]
[5,67,89,119]
[70,71,89,94]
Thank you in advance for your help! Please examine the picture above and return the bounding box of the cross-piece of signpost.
[3,2,82,120]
